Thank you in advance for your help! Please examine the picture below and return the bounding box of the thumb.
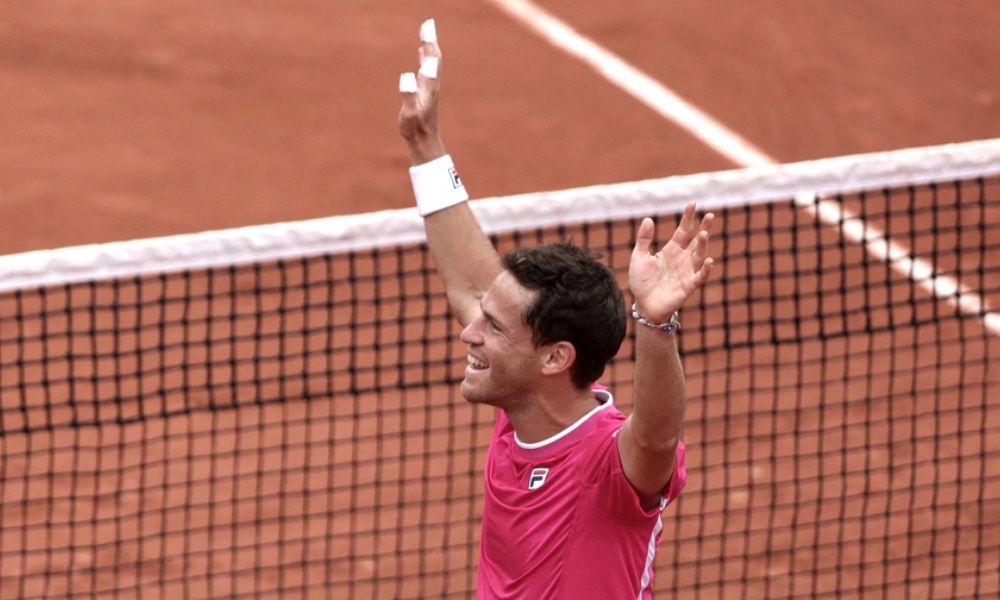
[399,72,418,99]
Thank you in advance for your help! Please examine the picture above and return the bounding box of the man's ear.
[541,341,576,377]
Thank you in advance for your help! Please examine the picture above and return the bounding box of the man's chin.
[460,381,490,405]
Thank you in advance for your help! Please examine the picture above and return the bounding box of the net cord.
[0,138,998,293]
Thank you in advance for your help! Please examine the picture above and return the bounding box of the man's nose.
[459,316,483,344]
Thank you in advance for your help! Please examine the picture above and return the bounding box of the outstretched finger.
[632,217,656,259]
[697,254,716,283]
[418,19,441,80]
[399,72,418,96]
[692,228,712,262]
[399,20,441,112]
[690,225,715,286]
[668,202,701,248]
[694,212,715,247]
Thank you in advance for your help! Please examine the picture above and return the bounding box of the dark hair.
[501,242,627,389]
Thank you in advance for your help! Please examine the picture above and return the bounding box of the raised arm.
[398,20,502,327]
[618,203,715,509]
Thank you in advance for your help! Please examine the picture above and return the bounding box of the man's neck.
[505,388,602,445]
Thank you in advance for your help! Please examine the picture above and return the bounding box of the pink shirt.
[476,390,687,599]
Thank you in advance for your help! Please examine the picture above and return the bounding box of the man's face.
[459,271,542,408]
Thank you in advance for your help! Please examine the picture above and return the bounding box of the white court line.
[485,0,999,335]
[804,193,1000,336]
[481,0,776,168]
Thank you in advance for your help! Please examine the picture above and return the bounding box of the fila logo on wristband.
[409,155,470,216]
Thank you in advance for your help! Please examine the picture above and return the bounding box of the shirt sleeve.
[663,441,687,507]
[583,423,688,521]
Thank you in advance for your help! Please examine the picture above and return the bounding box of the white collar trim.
[514,389,614,449]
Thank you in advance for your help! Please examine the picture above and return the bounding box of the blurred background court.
[3,0,999,253]
[1,1,999,598]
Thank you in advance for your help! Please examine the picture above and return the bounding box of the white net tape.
[1,138,998,292]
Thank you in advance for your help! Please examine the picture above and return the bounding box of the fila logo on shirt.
[528,467,550,490]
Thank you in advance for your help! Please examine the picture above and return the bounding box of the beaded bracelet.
[631,303,681,334]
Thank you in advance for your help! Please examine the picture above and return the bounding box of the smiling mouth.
[467,354,488,370]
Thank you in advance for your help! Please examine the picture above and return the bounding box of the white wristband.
[409,155,469,216]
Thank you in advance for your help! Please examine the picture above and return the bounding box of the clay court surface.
[1,1,999,598]
[2,0,1000,254]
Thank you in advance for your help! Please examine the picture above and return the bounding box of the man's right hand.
[399,19,447,166]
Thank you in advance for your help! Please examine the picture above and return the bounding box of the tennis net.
[1,139,998,598]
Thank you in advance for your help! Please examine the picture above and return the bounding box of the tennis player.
[398,20,714,599]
